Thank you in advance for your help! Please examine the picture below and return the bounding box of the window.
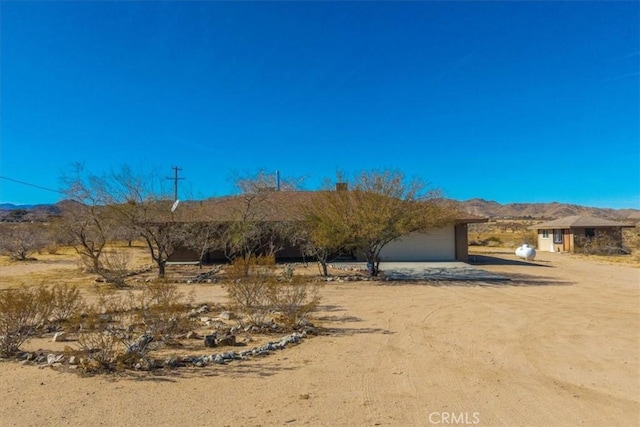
[553,229,563,244]
[585,228,595,238]
[542,230,549,239]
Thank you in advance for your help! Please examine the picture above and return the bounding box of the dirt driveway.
[0,250,638,426]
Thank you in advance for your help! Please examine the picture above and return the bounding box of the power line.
[0,175,65,194]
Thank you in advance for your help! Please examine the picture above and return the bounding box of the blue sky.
[1,1,638,208]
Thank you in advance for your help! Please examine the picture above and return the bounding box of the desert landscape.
[0,246,638,426]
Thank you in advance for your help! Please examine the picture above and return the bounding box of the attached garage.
[379,226,457,262]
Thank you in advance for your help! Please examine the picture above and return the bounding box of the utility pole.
[167,166,184,201]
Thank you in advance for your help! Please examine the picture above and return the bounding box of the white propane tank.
[515,244,536,261]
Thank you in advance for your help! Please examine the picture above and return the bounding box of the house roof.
[531,215,635,230]
[170,190,486,224]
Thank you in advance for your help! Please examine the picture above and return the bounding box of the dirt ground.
[0,248,638,426]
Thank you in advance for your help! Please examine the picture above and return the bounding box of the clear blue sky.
[1,1,638,208]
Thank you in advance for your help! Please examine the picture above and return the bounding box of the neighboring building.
[531,215,635,253]
[167,190,486,264]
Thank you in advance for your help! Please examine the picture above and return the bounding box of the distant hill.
[0,203,38,210]
[0,203,63,222]
[457,198,640,221]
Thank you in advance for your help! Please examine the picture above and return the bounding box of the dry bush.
[575,230,629,255]
[0,286,55,356]
[223,256,274,326]
[70,291,134,372]
[139,280,186,307]
[44,244,60,255]
[97,248,132,287]
[74,328,122,372]
[223,258,321,328]
[506,230,538,247]
[268,276,321,327]
[133,281,193,341]
[50,283,85,323]
[70,282,192,372]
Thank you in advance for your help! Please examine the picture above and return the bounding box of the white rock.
[52,332,67,342]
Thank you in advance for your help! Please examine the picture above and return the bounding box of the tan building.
[532,215,635,253]
[167,190,486,263]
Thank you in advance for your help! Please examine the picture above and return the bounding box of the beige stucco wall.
[537,229,568,252]
[537,230,554,252]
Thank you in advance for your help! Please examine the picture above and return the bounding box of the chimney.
[335,182,348,191]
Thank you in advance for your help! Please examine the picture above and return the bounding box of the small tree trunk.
[320,261,328,277]
[157,261,166,278]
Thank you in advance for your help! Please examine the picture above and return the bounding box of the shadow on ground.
[314,310,394,337]
[467,254,552,267]
[377,272,573,287]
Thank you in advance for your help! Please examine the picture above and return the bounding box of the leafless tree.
[105,166,186,279]
[222,171,303,275]
[0,223,48,261]
[58,165,117,273]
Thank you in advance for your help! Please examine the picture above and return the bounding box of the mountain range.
[457,199,640,221]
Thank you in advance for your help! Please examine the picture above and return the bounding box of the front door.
[563,229,571,252]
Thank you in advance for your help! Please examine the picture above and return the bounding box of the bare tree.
[0,223,48,261]
[182,219,225,266]
[222,171,303,275]
[103,166,187,279]
[58,165,115,273]
[234,169,305,193]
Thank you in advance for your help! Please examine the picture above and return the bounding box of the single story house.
[531,215,635,253]
[167,190,486,264]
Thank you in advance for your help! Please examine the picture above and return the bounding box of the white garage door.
[379,226,456,261]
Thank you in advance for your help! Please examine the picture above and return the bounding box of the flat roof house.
[531,215,635,253]
[167,190,486,264]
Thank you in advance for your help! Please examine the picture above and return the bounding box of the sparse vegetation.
[223,255,321,327]
[0,223,48,261]
[0,284,84,356]
[574,229,629,255]
[68,281,192,373]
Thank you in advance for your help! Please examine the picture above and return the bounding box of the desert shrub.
[267,275,321,327]
[74,327,122,372]
[134,281,193,341]
[78,248,132,287]
[507,230,537,248]
[224,259,321,328]
[139,280,185,307]
[224,278,271,326]
[223,255,277,326]
[483,236,503,247]
[575,230,629,255]
[97,249,132,287]
[70,290,136,372]
[0,286,55,356]
[70,282,192,372]
[44,244,60,255]
[50,283,85,323]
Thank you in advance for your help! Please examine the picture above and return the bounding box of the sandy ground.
[1,249,638,426]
